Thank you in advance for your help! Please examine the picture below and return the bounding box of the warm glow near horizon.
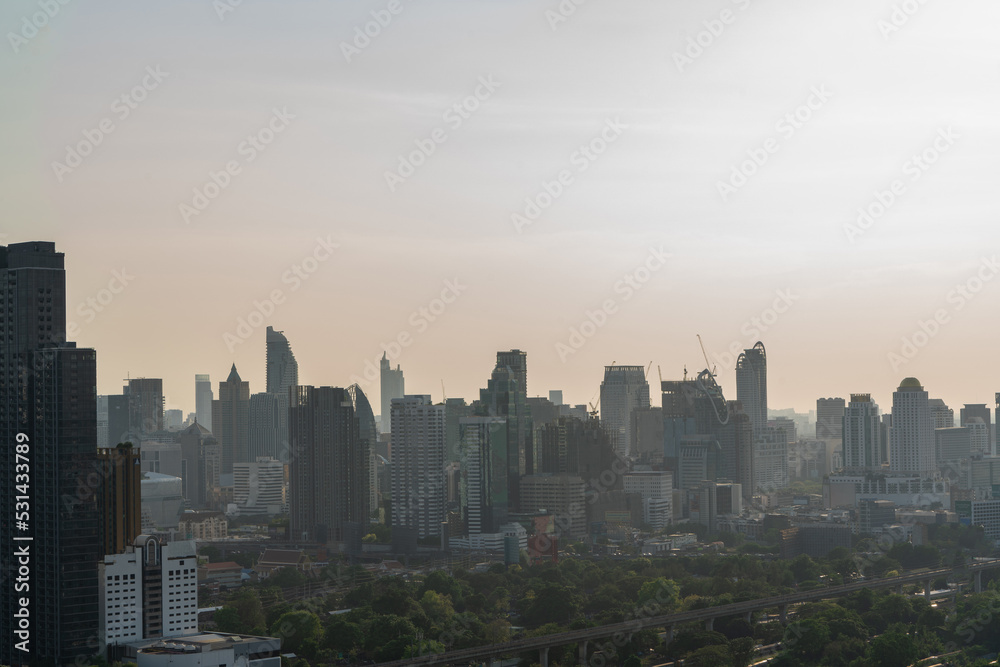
[2,0,999,418]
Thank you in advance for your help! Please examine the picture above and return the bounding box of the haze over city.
[3,0,999,414]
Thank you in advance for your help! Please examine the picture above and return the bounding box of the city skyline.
[3,0,999,416]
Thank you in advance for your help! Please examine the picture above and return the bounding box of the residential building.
[736,342,767,438]
[390,395,446,538]
[290,386,370,543]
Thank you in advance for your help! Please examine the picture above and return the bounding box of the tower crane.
[696,334,717,376]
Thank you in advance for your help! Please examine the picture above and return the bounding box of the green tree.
[637,577,680,611]
[867,628,918,667]
[270,610,322,656]
[727,636,755,667]
[419,590,455,626]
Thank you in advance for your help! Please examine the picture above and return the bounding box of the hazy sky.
[2,0,998,417]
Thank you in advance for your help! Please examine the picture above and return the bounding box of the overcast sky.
[2,0,998,417]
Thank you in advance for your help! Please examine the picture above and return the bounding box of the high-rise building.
[195,374,213,432]
[265,326,298,395]
[97,444,142,558]
[390,395,446,538]
[935,427,971,464]
[212,364,250,476]
[929,398,955,429]
[623,471,673,530]
[736,342,767,438]
[0,241,101,664]
[967,418,991,457]
[289,386,370,543]
[126,378,164,435]
[754,427,789,492]
[379,353,404,433]
[495,349,528,395]
[843,394,881,472]
[889,378,936,476]
[962,404,992,450]
[177,422,221,510]
[816,397,846,441]
[460,417,508,535]
[347,383,378,524]
[477,354,534,510]
[519,474,587,539]
[106,393,130,448]
[98,536,198,649]
[599,364,650,457]
[249,392,283,461]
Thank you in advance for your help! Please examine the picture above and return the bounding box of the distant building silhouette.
[213,364,250,475]
[380,352,404,433]
[736,342,767,439]
[126,377,164,435]
[265,326,298,394]
[195,373,213,432]
[599,364,650,457]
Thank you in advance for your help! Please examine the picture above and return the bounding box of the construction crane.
[696,334,717,376]
[644,360,653,379]
[657,365,663,385]
[441,380,446,404]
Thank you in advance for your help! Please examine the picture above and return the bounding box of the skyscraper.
[126,377,164,435]
[816,397,846,441]
[889,377,936,476]
[289,386,370,543]
[212,364,250,475]
[599,364,650,457]
[265,326,298,395]
[379,352,404,433]
[249,392,283,461]
[496,348,528,395]
[195,373,213,432]
[478,354,534,510]
[390,395,446,538]
[0,242,101,664]
[96,443,142,558]
[736,342,767,438]
[460,416,508,535]
[843,394,881,472]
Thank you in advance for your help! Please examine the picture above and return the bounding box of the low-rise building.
[178,511,228,540]
[120,632,281,667]
[198,562,243,589]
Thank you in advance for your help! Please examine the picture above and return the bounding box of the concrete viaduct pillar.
[540,647,549,667]
[578,639,588,666]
